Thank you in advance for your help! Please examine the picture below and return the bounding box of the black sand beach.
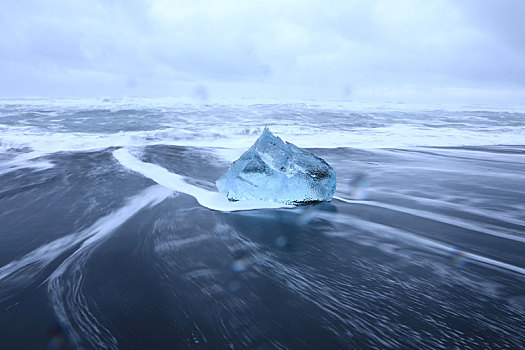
[1,137,524,348]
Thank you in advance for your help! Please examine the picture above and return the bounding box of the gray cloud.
[1,0,524,105]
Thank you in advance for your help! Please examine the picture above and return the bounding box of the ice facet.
[216,128,336,204]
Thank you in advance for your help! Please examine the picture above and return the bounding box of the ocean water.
[0,98,524,349]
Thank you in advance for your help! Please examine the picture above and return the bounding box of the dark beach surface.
[0,100,524,349]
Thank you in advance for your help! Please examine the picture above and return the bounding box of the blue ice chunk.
[216,128,336,204]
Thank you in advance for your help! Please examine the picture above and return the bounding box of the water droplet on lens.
[449,248,468,268]
[45,323,68,350]
[297,206,317,226]
[275,235,288,248]
[232,258,247,273]
[348,172,370,199]
[227,280,241,293]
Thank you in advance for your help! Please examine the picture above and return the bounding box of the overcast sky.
[1,0,525,105]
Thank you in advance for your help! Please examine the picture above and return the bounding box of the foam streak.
[113,148,291,212]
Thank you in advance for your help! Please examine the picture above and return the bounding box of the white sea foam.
[307,203,525,277]
[46,185,172,349]
[0,151,55,176]
[0,123,524,162]
[1,99,525,157]
[0,185,173,348]
[334,196,525,244]
[0,186,172,302]
[113,148,291,212]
